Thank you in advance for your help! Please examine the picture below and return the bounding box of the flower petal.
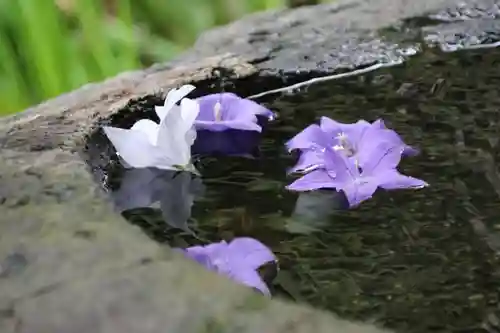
[184,241,227,268]
[227,238,276,270]
[286,169,338,192]
[228,267,271,296]
[179,98,200,131]
[130,119,160,145]
[232,96,274,119]
[221,119,262,132]
[103,126,174,169]
[320,116,370,140]
[286,124,330,151]
[361,143,403,175]
[319,116,343,132]
[156,98,199,167]
[376,170,429,190]
[364,120,419,157]
[196,93,237,121]
[156,84,196,120]
[323,147,357,182]
[288,149,325,174]
[341,180,378,207]
[402,145,419,157]
[371,119,387,129]
[181,248,214,270]
[195,115,262,132]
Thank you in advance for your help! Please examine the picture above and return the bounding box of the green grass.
[0,0,329,115]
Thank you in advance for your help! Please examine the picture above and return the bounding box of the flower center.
[213,101,222,121]
[334,132,356,157]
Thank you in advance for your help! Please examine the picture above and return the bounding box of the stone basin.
[1,0,500,332]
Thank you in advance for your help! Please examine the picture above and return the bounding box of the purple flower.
[195,93,274,132]
[287,143,428,207]
[286,117,417,173]
[179,237,277,295]
[191,93,274,156]
[286,117,370,154]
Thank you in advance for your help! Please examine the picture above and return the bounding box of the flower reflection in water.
[111,167,204,233]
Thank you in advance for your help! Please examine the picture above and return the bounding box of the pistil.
[214,101,222,121]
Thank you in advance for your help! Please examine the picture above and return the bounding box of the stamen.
[213,101,222,121]
[354,159,363,174]
[333,132,356,157]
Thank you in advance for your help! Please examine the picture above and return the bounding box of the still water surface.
[96,47,500,332]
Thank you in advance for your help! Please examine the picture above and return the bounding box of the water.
[86,47,500,333]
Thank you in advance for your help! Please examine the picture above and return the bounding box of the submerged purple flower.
[286,117,417,173]
[179,237,277,295]
[287,143,428,207]
[195,93,274,132]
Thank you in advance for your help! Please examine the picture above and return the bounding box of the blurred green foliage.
[0,0,328,115]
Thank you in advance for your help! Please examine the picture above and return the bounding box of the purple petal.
[184,241,228,267]
[286,169,338,192]
[196,93,273,122]
[371,119,387,129]
[288,149,325,174]
[286,124,331,152]
[181,240,272,295]
[344,122,371,146]
[320,116,370,143]
[196,93,232,121]
[232,96,274,119]
[323,148,357,182]
[359,142,403,175]
[180,248,214,269]
[319,116,343,133]
[228,267,271,296]
[341,180,379,207]
[232,120,260,131]
[227,238,276,270]
[356,128,396,169]
[402,145,419,157]
[352,124,388,154]
[366,120,419,157]
[376,170,429,190]
[194,117,262,132]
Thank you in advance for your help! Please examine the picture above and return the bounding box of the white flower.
[103,84,199,172]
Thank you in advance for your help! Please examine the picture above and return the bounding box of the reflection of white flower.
[103,84,199,172]
[112,167,204,232]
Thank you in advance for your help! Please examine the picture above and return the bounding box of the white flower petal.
[185,127,197,146]
[130,119,160,146]
[104,85,199,172]
[103,126,160,168]
[156,84,196,120]
[104,126,183,171]
[179,98,200,132]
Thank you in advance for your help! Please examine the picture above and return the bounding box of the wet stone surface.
[87,47,500,333]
